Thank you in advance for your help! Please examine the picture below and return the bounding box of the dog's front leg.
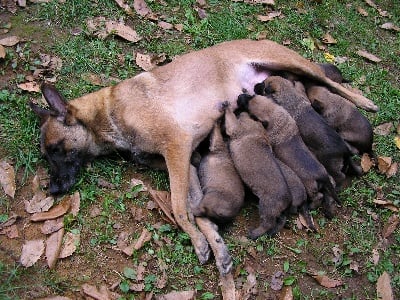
[164,141,210,264]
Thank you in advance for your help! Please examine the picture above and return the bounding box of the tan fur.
[31,39,377,267]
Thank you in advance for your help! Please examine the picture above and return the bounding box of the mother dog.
[30,39,377,268]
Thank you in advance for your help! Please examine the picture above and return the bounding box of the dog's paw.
[194,235,210,264]
[216,250,233,276]
[217,101,230,113]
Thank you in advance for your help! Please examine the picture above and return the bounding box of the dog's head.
[30,83,94,195]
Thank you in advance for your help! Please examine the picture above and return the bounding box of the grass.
[0,0,399,299]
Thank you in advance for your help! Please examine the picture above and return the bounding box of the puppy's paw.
[194,235,210,264]
[215,248,233,275]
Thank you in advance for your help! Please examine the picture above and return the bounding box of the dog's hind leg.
[164,139,210,264]
[195,217,233,275]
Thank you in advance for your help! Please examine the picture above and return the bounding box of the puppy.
[223,104,292,239]
[307,85,373,157]
[191,122,245,223]
[260,76,352,187]
[237,94,338,219]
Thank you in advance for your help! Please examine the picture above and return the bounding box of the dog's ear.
[237,94,253,109]
[29,102,53,125]
[41,83,67,119]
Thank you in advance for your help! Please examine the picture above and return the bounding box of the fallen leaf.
[377,156,392,174]
[154,290,196,300]
[114,0,134,16]
[17,81,41,92]
[280,286,293,300]
[377,271,394,300]
[46,228,64,269]
[0,213,19,229]
[372,248,380,265]
[237,267,257,300]
[332,245,343,266]
[270,271,284,291]
[356,50,382,63]
[357,7,368,16]
[21,239,45,267]
[0,160,16,198]
[386,162,398,178]
[0,45,5,58]
[174,24,184,31]
[309,271,343,288]
[129,283,145,291]
[382,214,399,238]
[82,283,112,300]
[69,191,80,216]
[243,0,275,4]
[0,224,19,239]
[257,11,281,22]
[374,122,393,135]
[156,271,167,289]
[133,0,156,19]
[105,21,142,42]
[395,136,400,150]
[41,218,64,235]
[135,52,166,71]
[324,52,335,63]
[25,195,54,214]
[195,6,207,19]
[350,261,360,273]
[133,228,152,250]
[0,36,20,46]
[158,21,173,30]
[361,153,374,173]
[148,189,176,225]
[297,213,316,231]
[90,206,102,217]
[380,22,400,32]
[59,231,80,258]
[373,199,399,212]
[322,33,337,44]
[40,54,63,71]
[31,196,71,222]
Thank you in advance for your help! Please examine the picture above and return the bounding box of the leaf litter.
[0,159,16,198]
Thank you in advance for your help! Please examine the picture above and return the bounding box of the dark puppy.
[191,122,245,222]
[307,85,373,157]
[224,105,292,239]
[238,94,337,219]
[261,76,351,187]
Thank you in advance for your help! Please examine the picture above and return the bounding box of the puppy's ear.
[311,99,324,114]
[254,82,266,95]
[29,102,53,125]
[237,94,253,109]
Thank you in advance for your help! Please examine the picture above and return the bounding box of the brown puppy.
[307,85,373,156]
[260,76,352,187]
[237,94,337,219]
[191,122,245,222]
[224,105,292,239]
[30,39,377,268]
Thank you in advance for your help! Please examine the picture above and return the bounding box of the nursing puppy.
[191,122,245,223]
[237,94,337,219]
[260,76,352,187]
[307,85,373,156]
[224,105,292,239]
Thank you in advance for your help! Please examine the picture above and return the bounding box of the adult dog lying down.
[30,39,378,271]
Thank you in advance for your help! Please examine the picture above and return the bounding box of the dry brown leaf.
[280,286,293,300]
[364,0,377,8]
[105,21,142,42]
[0,213,19,230]
[82,73,103,86]
[350,261,360,273]
[69,191,80,216]
[322,33,337,44]
[257,11,281,22]
[0,224,19,239]
[373,199,399,212]
[82,283,112,300]
[135,52,166,71]
[148,189,176,225]
[174,24,184,31]
[156,271,167,289]
[361,153,374,173]
[386,162,398,178]
[0,160,16,198]
[377,156,392,174]
[377,271,394,300]
[381,23,400,32]
[158,21,174,30]
[130,178,147,191]
[356,50,382,63]
[25,195,54,214]
[0,36,20,46]
[310,272,343,288]
[129,283,145,291]
[243,0,275,4]
[59,231,80,258]
[298,212,316,231]
[357,7,368,16]
[395,136,400,150]
[133,0,156,19]
[154,290,196,300]
[31,196,71,222]
[374,122,393,135]
[237,267,257,300]
[133,228,152,250]
[21,239,45,267]
[383,214,399,238]
[372,248,380,265]
[41,218,64,235]
[40,54,63,71]
[0,45,5,59]
[270,271,284,291]
[46,228,64,269]
[17,81,41,92]
[114,0,134,16]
